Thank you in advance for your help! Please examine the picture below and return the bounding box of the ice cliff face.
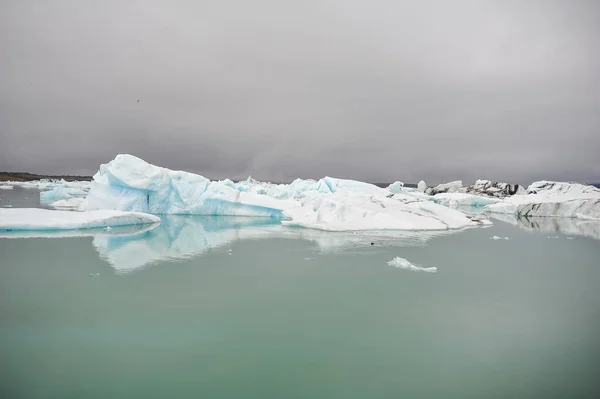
[83,154,290,217]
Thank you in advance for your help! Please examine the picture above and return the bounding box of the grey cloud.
[1,0,599,184]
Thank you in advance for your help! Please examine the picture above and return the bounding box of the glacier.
[0,208,160,231]
[81,154,489,232]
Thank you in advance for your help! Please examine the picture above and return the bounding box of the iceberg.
[82,154,491,232]
[0,208,160,231]
[432,192,500,208]
[50,197,84,210]
[467,179,525,198]
[387,257,437,272]
[83,154,291,216]
[485,181,600,219]
[427,180,464,195]
[5,179,92,191]
[40,186,89,204]
[281,191,484,231]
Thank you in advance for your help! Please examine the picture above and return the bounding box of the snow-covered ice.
[0,185,14,190]
[281,191,483,231]
[50,197,84,210]
[432,192,500,208]
[387,257,437,272]
[81,154,490,231]
[0,208,160,231]
[485,181,600,219]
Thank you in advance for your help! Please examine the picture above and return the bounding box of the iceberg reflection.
[491,214,600,240]
[92,215,460,273]
[0,222,159,239]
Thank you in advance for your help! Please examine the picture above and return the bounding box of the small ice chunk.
[387,257,437,272]
[490,236,509,240]
[417,180,427,193]
[105,226,112,231]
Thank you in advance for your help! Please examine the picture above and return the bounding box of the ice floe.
[0,208,160,231]
[387,257,437,272]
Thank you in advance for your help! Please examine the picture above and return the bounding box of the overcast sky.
[1,0,599,184]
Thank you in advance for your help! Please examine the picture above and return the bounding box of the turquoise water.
[1,191,599,398]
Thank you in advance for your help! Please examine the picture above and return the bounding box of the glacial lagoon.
[1,189,599,398]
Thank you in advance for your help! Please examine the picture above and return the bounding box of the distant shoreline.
[0,172,93,182]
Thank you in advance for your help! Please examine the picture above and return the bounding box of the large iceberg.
[282,192,483,231]
[83,154,290,216]
[485,181,600,219]
[0,208,160,231]
[82,154,490,231]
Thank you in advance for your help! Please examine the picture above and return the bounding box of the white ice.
[432,192,500,208]
[40,186,89,204]
[387,257,437,272]
[485,181,600,219]
[490,235,509,240]
[50,197,85,210]
[0,208,160,231]
[0,185,14,190]
[81,154,490,232]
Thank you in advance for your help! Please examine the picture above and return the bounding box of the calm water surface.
[1,189,599,398]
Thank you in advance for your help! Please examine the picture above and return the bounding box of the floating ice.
[5,179,92,191]
[485,181,600,219]
[50,197,84,210]
[0,222,158,239]
[0,185,14,190]
[427,180,464,195]
[0,208,160,231]
[490,236,509,240]
[433,193,500,208]
[82,154,490,231]
[281,192,483,231]
[40,186,88,204]
[387,257,437,272]
[83,154,290,216]
[386,181,404,194]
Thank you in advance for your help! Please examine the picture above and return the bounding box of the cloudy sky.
[1,0,599,184]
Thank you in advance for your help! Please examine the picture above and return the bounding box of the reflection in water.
[491,214,600,240]
[92,215,460,273]
[0,222,160,239]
